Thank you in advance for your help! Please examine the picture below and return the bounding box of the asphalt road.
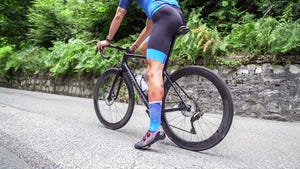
[0,87,299,169]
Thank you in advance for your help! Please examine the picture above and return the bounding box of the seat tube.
[164,36,176,72]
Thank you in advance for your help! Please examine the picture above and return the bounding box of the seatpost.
[163,36,177,72]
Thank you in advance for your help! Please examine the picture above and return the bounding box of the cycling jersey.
[118,0,180,19]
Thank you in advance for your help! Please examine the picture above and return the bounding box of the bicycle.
[93,26,233,151]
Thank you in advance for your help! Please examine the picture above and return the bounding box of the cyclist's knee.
[147,61,163,79]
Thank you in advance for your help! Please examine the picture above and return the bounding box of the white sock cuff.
[149,101,162,105]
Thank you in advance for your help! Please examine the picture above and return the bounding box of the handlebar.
[96,44,133,59]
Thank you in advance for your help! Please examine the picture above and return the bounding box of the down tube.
[121,63,149,109]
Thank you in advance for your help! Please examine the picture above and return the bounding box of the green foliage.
[172,32,200,66]
[212,17,300,56]
[172,7,299,68]
[182,0,300,36]
[0,46,14,77]
[172,8,222,67]
[179,0,203,18]
[1,0,299,79]
[27,0,145,48]
[207,0,244,35]
[269,20,300,54]
[5,45,49,75]
[0,45,49,77]
[0,0,33,48]
[255,0,299,20]
[0,38,125,78]
[28,0,97,47]
[172,8,202,65]
[45,38,124,77]
[216,57,242,69]
[45,39,91,76]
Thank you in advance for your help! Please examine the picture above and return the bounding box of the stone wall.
[1,64,299,121]
[0,73,95,98]
[218,64,299,121]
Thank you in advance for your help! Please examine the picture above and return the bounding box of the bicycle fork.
[106,69,123,104]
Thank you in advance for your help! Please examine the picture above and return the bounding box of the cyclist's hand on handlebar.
[129,44,138,54]
[96,40,111,52]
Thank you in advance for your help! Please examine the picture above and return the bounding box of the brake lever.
[95,47,110,59]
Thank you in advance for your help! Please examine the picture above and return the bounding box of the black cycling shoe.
[134,127,166,150]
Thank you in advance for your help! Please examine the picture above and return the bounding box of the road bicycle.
[93,26,233,151]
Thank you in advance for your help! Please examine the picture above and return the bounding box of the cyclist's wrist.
[106,36,113,42]
[132,44,139,50]
[133,44,139,48]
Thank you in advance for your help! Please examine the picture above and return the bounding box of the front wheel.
[93,68,135,130]
[162,66,233,151]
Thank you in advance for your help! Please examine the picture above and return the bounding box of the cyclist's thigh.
[147,6,185,64]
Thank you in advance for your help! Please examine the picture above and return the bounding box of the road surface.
[0,87,299,169]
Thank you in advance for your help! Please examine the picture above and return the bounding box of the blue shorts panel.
[146,48,167,64]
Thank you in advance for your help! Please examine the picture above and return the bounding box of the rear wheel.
[162,66,233,151]
[93,68,135,130]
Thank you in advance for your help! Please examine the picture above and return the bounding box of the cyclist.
[97,0,185,149]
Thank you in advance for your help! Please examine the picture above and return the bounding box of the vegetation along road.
[0,87,299,169]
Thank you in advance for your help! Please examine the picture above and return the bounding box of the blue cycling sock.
[149,101,162,133]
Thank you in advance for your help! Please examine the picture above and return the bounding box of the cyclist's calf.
[147,59,164,102]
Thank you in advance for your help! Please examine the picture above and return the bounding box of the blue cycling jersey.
[118,0,180,19]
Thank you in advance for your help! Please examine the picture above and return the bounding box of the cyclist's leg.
[134,5,185,149]
[147,59,164,132]
[146,6,185,132]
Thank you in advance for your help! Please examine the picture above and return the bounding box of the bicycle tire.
[162,66,233,151]
[93,68,135,130]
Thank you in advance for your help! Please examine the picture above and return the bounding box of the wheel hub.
[179,99,197,117]
[104,93,115,106]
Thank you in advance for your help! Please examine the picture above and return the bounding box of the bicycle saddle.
[174,26,190,38]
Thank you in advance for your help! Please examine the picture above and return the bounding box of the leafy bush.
[27,0,145,48]
[0,46,14,77]
[28,0,110,47]
[269,20,300,54]
[172,7,299,68]
[4,45,49,76]
[213,17,300,56]
[206,0,244,35]
[1,0,299,79]
[45,39,90,76]
[0,1,33,48]
[45,38,125,77]
[172,8,222,67]
[254,0,299,20]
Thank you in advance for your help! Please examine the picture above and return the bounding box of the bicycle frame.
[100,26,191,112]
[121,53,149,107]
[108,44,189,113]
